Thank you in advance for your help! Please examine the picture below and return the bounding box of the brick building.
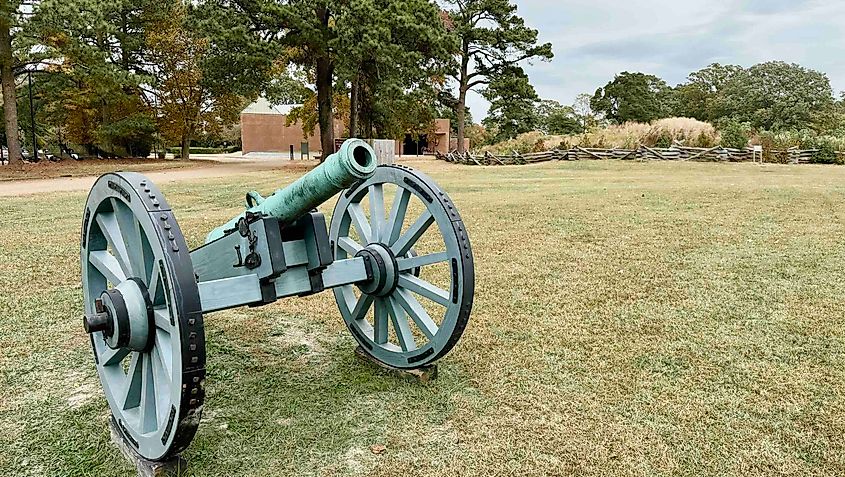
[240,98,467,155]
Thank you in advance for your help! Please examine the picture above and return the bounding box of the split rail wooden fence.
[435,146,845,166]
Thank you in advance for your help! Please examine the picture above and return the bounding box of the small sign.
[753,145,763,153]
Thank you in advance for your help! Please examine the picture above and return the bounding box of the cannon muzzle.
[206,138,378,242]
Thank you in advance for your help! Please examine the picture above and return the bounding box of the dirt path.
[0,156,302,196]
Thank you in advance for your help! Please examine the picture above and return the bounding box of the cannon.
[79,139,474,461]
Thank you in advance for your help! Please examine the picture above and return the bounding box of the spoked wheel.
[330,165,474,369]
[80,172,205,461]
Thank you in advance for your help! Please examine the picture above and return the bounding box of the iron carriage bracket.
[190,211,368,314]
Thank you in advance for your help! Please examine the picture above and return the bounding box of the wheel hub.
[355,243,399,297]
[84,278,153,352]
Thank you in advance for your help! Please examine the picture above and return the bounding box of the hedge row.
[169,145,241,158]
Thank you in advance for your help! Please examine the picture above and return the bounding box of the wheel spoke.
[339,285,357,312]
[391,209,434,256]
[122,352,143,410]
[348,202,372,244]
[151,346,171,420]
[153,334,173,383]
[394,288,439,341]
[139,353,158,432]
[100,346,130,366]
[89,250,128,286]
[96,213,132,276]
[112,199,145,278]
[369,184,385,243]
[373,297,389,344]
[153,308,172,330]
[351,294,374,321]
[337,236,363,255]
[148,268,161,301]
[386,296,416,352]
[396,251,449,271]
[384,187,410,245]
[398,273,451,307]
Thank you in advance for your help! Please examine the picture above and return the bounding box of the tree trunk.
[315,5,334,160]
[456,87,467,153]
[348,73,358,138]
[180,133,190,161]
[316,56,334,159]
[359,81,373,139]
[455,48,470,154]
[0,8,21,164]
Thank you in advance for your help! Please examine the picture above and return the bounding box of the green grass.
[2,159,845,476]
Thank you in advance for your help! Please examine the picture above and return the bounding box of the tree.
[193,0,339,156]
[0,0,25,163]
[590,72,673,124]
[535,99,582,135]
[147,2,242,160]
[674,63,743,121]
[572,92,599,129]
[33,0,166,156]
[335,0,453,140]
[481,66,536,142]
[721,61,835,131]
[443,0,552,152]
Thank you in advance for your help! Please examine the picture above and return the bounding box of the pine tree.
[442,0,552,152]
[0,0,25,164]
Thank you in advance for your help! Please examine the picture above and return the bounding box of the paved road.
[0,154,305,197]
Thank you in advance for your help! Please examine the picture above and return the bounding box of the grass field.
[2,158,845,476]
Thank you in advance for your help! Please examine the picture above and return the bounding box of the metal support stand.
[109,418,188,477]
[354,346,438,382]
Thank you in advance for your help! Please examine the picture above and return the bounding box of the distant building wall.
[240,113,343,155]
[449,137,471,152]
[241,107,464,155]
[432,119,450,154]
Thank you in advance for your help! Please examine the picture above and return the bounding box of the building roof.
[241,97,301,116]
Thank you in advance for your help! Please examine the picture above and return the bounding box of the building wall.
[241,113,465,155]
[449,137,471,152]
[241,113,343,155]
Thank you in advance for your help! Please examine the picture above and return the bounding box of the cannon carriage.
[79,139,474,460]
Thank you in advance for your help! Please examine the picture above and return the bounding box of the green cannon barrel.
[206,138,378,242]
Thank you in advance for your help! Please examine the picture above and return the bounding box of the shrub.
[563,118,718,150]
[651,129,673,148]
[479,131,562,155]
[813,140,838,164]
[95,114,156,158]
[169,145,241,158]
[717,120,751,149]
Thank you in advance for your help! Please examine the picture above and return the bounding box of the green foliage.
[464,123,492,147]
[756,130,845,164]
[674,64,743,121]
[591,72,674,123]
[336,0,455,139]
[443,0,553,150]
[813,139,839,164]
[95,113,156,157]
[169,145,240,158]
[32,0,165,156]
[652,129,673,148]
[535,99,583,135]
[717,119,752,149]
[481,66,538,142]
[594,62,839,138]
[479,131,549,154]
[721,62,835,132]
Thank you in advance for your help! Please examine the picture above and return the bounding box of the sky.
[464,0,845,120]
